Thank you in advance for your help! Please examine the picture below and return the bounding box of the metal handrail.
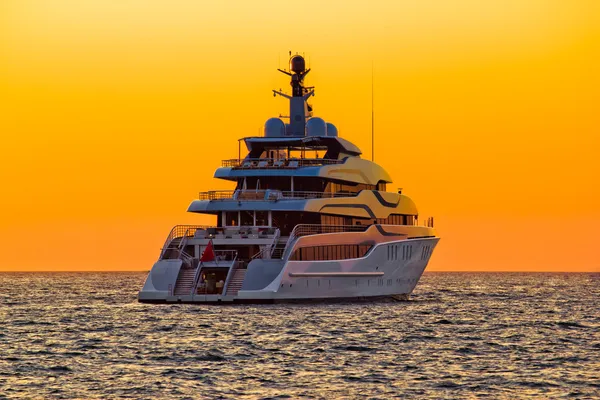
[222,158,343,168]
[251,228,281,259]
[190,258,202,295]
[213,250,239,263]
[198,190,359,201]
[177,227,193,257]
[159,225,214,258]
[290,224,369,238]
[160,226,278,244]
[198,191,238,200]
[179,250,194,265]
[270,228,281,258]
[221,258,240,296]
[282,224,370,260]
[271,235,289,259]
[191,250,238,295]
[422,217,435,228]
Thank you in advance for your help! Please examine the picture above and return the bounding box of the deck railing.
[289,224,370,239]
[282,224,371,260]
[198,190,359,201]
[221,258,241,296]
[422,217,435,228]
[222,158,343,168]
[250,228,281,260]
[160,225,213,259]
[160,225,279,257]
[198,191,237,200]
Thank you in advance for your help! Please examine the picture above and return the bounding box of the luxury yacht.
[138,55,439,303]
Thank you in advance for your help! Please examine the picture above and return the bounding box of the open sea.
[0,272,598,399]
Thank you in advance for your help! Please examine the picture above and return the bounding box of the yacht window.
[290,244,373,261]
[305,247,315,261]
[375,214,416,225]
[325,182,376,194]
[321,215,351,226]
[255,211,268,227]
[241,211,254,226]
[225,211,239,226]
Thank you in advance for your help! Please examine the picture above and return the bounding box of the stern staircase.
[225,269,247,296]
[271,236,289,259]
[173,268,196,295]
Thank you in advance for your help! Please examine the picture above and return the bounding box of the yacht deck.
[198,189,359,201]
[222,158,343,168]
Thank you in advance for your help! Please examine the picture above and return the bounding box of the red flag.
[200,240,215,262]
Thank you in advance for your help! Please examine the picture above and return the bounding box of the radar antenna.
[272,53,314,136]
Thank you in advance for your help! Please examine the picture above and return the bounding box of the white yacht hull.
[138,56,442,304]
[138,237,439,304]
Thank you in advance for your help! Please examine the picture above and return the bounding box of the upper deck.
[242,136,362,157]
[222,157,342,169]
[215,154,392,185]
[198,189,359,201]
[188,54,419,226]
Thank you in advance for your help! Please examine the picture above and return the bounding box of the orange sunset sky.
[1,1,598,272]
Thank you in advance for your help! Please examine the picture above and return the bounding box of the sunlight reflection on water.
[0,272,598,399]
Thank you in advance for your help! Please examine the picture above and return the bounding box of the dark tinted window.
[290,244,373,261]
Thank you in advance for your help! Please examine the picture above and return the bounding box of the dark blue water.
[0,272,598,399]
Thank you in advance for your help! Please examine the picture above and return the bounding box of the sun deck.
[161,225,280,247]
[198,189,359,201]
[222,157,343,169]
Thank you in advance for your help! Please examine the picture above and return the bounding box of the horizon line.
[0,270,597,274]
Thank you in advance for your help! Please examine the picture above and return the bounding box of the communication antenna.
[371,61,375,162]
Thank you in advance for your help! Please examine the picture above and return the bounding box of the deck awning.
[242,136,362,156]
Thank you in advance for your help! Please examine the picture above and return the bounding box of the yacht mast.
[273,54,314,136]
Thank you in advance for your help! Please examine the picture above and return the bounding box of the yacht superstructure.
[138,55,439,303]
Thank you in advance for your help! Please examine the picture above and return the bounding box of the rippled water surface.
[0,272,598,399]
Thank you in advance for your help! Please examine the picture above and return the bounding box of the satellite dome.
[326,123,338,137]
[290,55,306,74]
[306,117,327,137]
[264,118,285,137]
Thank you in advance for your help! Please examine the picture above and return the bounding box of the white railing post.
[190,259,203,296]
[269,228,281,258]
[222,252,238,295]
